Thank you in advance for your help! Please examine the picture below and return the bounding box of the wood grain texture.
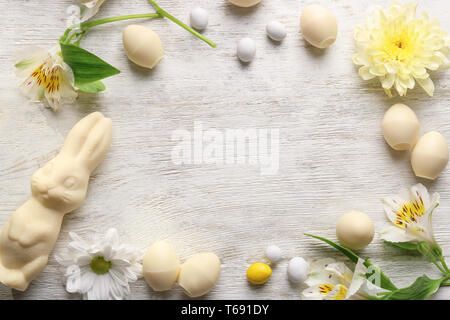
[0,0,449,300]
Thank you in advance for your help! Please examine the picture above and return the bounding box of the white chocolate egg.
[122,24,164,69]
[142,241,180,291]
[336,211,374,250]
[287,257,308,283]
[178,252,221,297]
[382,103,420,151]
[300,4,337,49]
[266,21,287,42]
[237,37,256,62]
[411,131,449,180]
[190,7,208,31]
[229,0,261,8]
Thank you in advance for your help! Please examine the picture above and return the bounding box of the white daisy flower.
[80,0,107,21]
[14,44,77,111]
[302,258,384,300]
[380,183,439,245]
[55,228,143,300]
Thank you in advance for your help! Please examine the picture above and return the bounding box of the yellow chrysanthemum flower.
[352,2,450,97]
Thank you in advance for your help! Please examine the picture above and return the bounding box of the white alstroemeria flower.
[56,228,143,300]
[302,258,384,300]
[14,44,77,111]
[80,0,107,21]
[380,183,439,244]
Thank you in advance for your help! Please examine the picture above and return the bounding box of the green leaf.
[379,275,443,300]
[385,241,422,252]
[77,80,106,93]
[60,42,120,86]
[305,234,398,291]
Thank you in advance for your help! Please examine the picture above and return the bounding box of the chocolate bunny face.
[31,159,89,213]
[31,112,112,213]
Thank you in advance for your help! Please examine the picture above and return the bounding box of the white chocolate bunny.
[0,112,112,291]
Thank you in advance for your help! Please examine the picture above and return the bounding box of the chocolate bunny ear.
[60,112,104,157]
[60,112,112,172]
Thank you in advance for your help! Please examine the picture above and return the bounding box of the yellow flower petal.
[352,2,449,97]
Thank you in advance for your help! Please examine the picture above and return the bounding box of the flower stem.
[60,13,162,44]
[431,258,446,274]
[148,0,216,48]
[440,256,450,273]
[80,13,162,30]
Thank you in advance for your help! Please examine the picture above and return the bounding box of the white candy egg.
[300,4,338,48]
[265,245,282,262]
[122,24,164,69]
[178,252,221,297]
[411,131,449,180]
[287,257,309,283]
[266,21,287,42]
[237,37,256,62]
[142,241,180,291]
[229,0,262,8]
[336,211,374,250]
[382,103,420,151]
[190,7,208,31]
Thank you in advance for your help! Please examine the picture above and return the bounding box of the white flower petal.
[380,224,412,242]
[80,0,106,21]
[79,269,97,293]
[346,258,367,298]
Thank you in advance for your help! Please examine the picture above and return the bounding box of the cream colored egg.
[122,24,164,69]
[411,131,449,180]
[178,252,221,297]
[229,0,261,8]
[300,4,337,48]
[143,241,180,291]
[336,211,374,250]
[382,103,420,151]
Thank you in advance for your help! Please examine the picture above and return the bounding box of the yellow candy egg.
[246,263,272,285]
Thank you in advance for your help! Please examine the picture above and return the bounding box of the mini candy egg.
[382,103,420,151]
[229,0,262,8]
[142,241,180,291]
[265,245,282,263]
[237,37,256,63]
[336,211,374,250]
[190,7,208,31]
[247,263,272,284]
[411,131,449,180]
[178,252,221,297]
[300,4,337,49]
[122,24,164,69]
[266,21,287,42]
[287,257,308,283]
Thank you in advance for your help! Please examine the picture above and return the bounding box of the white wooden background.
[0,0,449,300]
